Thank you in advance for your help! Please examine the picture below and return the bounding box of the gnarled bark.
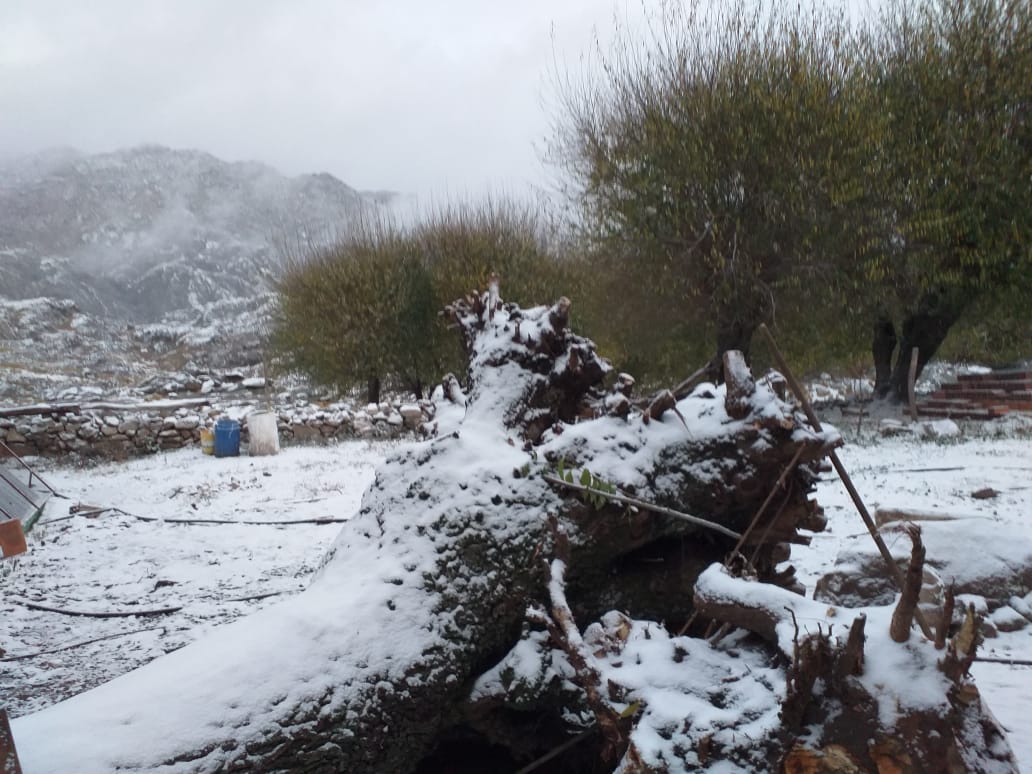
[696,563,1016,773]
[15,285,1005,773]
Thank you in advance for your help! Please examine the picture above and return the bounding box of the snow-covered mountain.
[0,145,392,402]
[0,145,384,321]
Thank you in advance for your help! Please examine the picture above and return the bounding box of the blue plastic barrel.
[213,418,241,458]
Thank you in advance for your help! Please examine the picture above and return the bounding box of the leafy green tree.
[270,199,566,401]
[270,217,441,404]
[416,197,568,310]
[548,1,880,380]
[411,197,571,384]
[867,0,1031,399]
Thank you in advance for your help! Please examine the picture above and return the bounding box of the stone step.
[933,390,1032,405]
[917,368,1032,419]
[921,398,975,409]
[998,400,1032,412]
[941,381,1032,395]
[957,370,1032,384]
[919,396,1005,408]
[937,387,1009,399]
[919,394,1032,411]
[917,405,1011,420]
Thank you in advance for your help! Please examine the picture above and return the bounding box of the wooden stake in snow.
[890,525,925,643]
[757,324,935,641]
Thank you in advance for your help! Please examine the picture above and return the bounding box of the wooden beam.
[0,708,24,774]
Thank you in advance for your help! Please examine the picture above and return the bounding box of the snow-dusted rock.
[990,605,1028,633]
[817,519,1032,612]
[399,403,423,429]
[917,418,961,438]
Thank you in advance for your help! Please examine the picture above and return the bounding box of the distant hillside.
[0,145,393,402]
[0,145,388,322]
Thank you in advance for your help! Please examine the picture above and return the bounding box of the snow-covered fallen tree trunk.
[693,558,1016,772]
[12,285,1011,772]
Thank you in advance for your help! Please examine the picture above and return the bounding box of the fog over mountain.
[0,144,389,322]
[0,145,394,402]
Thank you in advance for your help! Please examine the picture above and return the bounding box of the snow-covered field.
[2,422,1030,769]
[1,442,389,716]
[810,425,1032,770]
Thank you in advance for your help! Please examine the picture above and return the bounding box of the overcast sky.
[2,1,880,201]
[0,1,664,199]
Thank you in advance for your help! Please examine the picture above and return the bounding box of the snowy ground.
[1,442,389,716]
[807,421,1032,770]
[2,421,1030,769]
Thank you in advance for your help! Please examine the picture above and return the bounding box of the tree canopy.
[865,0,1031,397]
[548,0,880,377]
[269,200,565,401]
[272,0,1028,400]
[549,0,1029,389]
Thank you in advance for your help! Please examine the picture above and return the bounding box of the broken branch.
[541,474,741,540]
[10,598,183,618]
[889,525,925,643]
[0,626,164,662]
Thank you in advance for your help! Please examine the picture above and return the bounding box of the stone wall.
[0,399,433,462]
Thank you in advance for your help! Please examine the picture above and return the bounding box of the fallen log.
[875,505,988,526]
[695,559,1016,771]
[0,397,211,419]
[0,403,80,419]
[15,285,1003,772]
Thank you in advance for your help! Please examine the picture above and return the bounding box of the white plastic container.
[247,411,280,456]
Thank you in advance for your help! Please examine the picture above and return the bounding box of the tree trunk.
[872,314,897,399]
[366,375,381,405]
[696,556,1016,773]
[887,290,969,402]
[12,293,830,772]
[12,288,1010,773]
[710,307,758,384]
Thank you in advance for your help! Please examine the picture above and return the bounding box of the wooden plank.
[0,397,211,420]
[0,403,79,419]
[0,518,27,559]
[0,708,24,774]
[907,347,919,421]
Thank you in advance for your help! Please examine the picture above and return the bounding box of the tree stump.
[12,286,1013,773]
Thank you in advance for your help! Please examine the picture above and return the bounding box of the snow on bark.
[11,291,881,772]
[14,300,576,771]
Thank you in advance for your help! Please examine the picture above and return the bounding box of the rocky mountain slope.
[0,145,391,402]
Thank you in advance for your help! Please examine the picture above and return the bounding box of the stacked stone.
[0,399,435,461]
